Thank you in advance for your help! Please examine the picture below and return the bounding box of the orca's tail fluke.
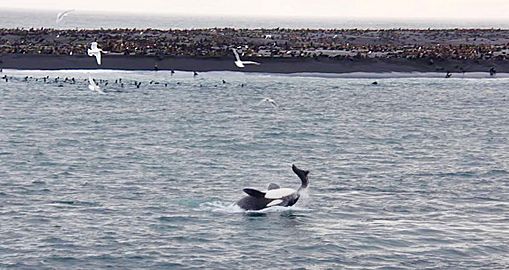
[292,164,309,189]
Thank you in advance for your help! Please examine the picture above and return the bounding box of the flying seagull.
[258,97,278,108]
[88,75,105,94]
[56,9,74,24]
[232,49,260,68]
[88,42,105,65]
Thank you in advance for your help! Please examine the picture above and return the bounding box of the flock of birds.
[82,41,259,95]
[2,9,388,107]
[0,73,280,108]
[53,10,263,96]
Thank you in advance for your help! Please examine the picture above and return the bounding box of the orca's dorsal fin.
[267,183,280,190]
[243,188,266,198]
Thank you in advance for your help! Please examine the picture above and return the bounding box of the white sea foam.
[198,200,312,214]
[246,205,312,214]
[199,201,245,213]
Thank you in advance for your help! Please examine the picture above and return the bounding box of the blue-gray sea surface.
[1,70,508,269]
[1,9,509,29]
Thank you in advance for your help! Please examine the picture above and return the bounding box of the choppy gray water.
[1,70,509,269]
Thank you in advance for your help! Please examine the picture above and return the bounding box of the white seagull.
[88,75,105,94]
[232,49,260,68]
[56,9,74,24]
[258,97,278,108]
[88,42,105,65]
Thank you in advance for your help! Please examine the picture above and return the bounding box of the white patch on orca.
[265,188,296,199]
[266,199,283,207]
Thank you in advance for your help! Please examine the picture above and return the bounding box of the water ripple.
[1,72,508,269]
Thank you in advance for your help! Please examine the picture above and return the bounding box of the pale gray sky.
[1,0,508,19]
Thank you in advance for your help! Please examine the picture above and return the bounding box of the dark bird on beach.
[490,67,497,76]
[445,72,452,78]
[193,71,198,77]
[372,81,378,85]
[222,80,227,84]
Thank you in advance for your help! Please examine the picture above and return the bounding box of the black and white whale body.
[236,164,309,211]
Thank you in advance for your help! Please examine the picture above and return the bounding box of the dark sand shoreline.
[1,54,507,74]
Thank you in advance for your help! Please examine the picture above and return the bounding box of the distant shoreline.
[1,54,507,74]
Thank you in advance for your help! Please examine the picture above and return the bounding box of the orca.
[236,164,309,211]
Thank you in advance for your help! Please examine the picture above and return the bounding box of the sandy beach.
[1,28,508,74]
[1,54,507,74]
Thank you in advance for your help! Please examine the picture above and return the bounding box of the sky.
[1,0,508,20]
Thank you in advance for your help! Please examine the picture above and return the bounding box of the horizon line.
[2,7,509,22]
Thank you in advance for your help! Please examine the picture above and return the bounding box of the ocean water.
[1,70,508,269]
[1,9,509,29]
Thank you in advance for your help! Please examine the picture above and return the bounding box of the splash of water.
[199,201,245,213]
[198,197,312,215]
[200,201,312,214]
